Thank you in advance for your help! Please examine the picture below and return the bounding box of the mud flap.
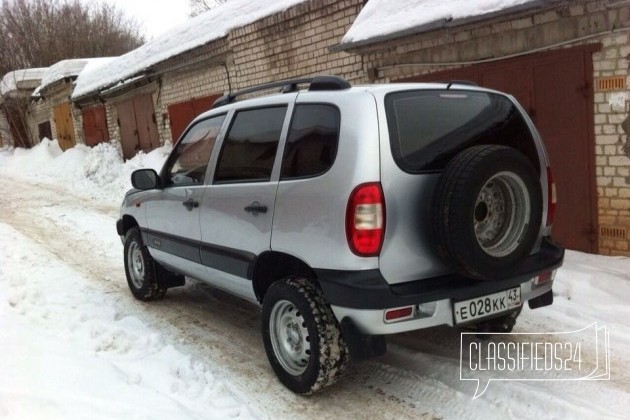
[528,289,553,309]
[340,317,386,362]
[155,264,185,289]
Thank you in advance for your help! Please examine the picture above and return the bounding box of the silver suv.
[117,76,564,394]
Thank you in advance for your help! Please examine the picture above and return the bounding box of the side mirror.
[131,169,160,190]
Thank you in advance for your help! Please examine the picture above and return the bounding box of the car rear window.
[385,90,533,172]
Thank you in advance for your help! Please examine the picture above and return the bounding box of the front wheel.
[261,278,349,394]
[123,227,167,301]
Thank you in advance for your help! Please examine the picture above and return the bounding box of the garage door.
[53,102,76,151]
[116,94,160,160]
[82,105,109,147]
[400,45,599,253]
[167,94,221,142]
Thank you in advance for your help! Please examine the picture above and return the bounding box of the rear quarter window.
[280,104,340,180]
[385,90,536,172]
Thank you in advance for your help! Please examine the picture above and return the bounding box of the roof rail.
[212,75,351,108]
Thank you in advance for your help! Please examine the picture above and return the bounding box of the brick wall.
[151,0,363,146]
[28,99,50,144]
[229,0,363,88]
[592,31,630,255]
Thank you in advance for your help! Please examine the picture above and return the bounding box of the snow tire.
[123,227,167,301]
[262,277,349,395]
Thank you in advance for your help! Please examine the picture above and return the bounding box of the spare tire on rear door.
[432,145,542,280]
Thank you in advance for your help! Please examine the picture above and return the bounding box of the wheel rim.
[269,300,310,376]
[473,171,531,257]
[127,242,145,289]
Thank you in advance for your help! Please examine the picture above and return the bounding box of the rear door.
[199,101,293,299]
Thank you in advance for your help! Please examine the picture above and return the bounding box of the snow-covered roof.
[34,58,116,97]
[1,68,48,96]
[341,0,542,48]
[72,0,309,100]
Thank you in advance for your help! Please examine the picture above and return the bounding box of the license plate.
[454,287,521,324]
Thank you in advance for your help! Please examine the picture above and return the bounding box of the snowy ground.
[0,140,628,419]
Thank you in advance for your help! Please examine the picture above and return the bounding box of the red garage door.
[400,45,600,253]
[168,94,221,142]
[82,105,109,147]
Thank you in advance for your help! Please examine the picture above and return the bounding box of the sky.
[100,0,192,39]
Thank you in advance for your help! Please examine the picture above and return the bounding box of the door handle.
[182,198,199,211]
[244,201,268,215]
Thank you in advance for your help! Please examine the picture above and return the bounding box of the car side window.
[164,115,225,186]
[281,104,340,180]
[214,106,287,183]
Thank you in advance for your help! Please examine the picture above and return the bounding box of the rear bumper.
[316,238,563,335]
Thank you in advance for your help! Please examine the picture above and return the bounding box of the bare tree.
[0,0,145,77]
[189,0,229,17]
[0,0,145,148]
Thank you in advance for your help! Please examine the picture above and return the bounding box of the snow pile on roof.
[342,0,538,46]
[33,58,116,96]
[1,68,48,95]
[73,0,309,100]
[0,139,170,202]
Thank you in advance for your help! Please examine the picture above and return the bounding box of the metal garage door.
[82,105,109,147]
[400,45,599,253]
[116,94,160,160]
[167,94,221,142]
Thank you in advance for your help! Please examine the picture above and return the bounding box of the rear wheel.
[262,277,348,394]
[123,227,167,301]
[432,145,542,280]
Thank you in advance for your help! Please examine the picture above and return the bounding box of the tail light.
[346,182,385,257]
[546,167,557,226]
[533,270,556,286]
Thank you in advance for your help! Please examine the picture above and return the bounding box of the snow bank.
[341,0,537,45]
[0,223,254,420]
[0,139,170,204]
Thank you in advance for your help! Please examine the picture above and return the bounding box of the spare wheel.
[432,145,542,280]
